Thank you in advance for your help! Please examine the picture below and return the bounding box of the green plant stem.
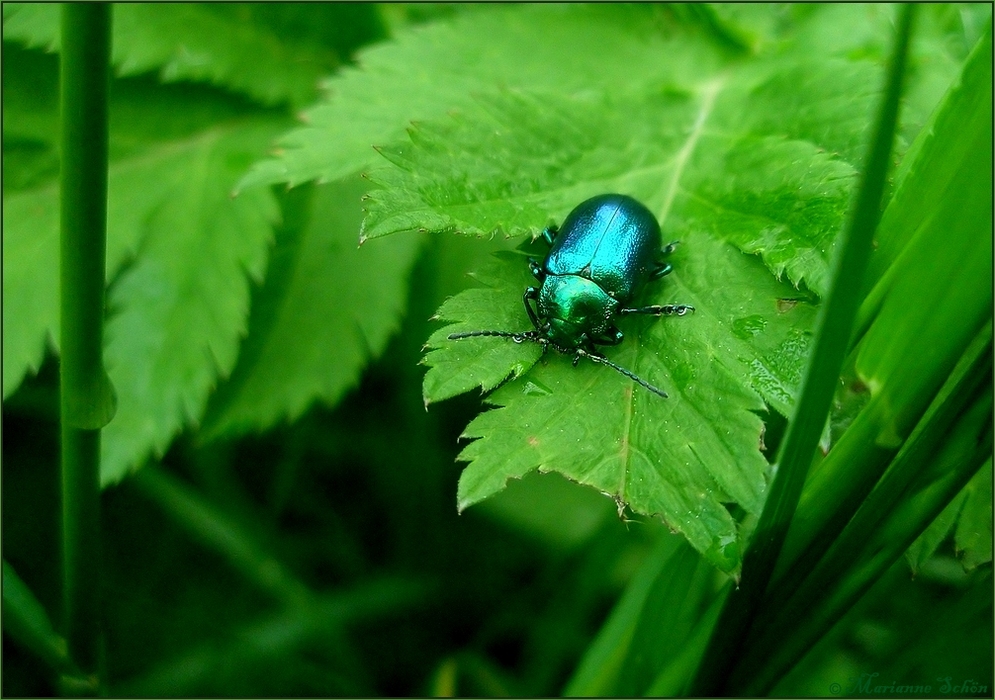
[687,6,915,695]
[59,3,113,688]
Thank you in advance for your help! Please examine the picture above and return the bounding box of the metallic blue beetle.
[450,194,693,397]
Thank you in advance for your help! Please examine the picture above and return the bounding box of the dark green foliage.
[3,4,991,697]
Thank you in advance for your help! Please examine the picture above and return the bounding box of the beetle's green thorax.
[538,274,618,347]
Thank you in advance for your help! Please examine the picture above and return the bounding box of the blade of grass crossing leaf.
[736,328,990,685]
[689,6,916,694]
[59,4,113,688]
[771,321,992,597]
[768,25,993,593]
[855,25,995,339]
[737,390,993,695]
[852,30,993,446]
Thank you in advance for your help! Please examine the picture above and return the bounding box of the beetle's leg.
[590,325,624,346]
[570,335,595,366]
[523,287,542,329]
[528,258,545,282]
[651,241,680,279]
[620,304,695,316]
[651,262,673,280]
[541,225,558,247]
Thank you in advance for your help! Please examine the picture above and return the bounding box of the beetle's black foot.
[528,258,545,281]
[651,262,673,280]
[662,240,680,255]
[620,304,695,316]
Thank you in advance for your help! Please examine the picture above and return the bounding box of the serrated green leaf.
[354,4,979,573]
[422,254,544,405]
[237,5,729,191]
[3,3,339,107]
[1,141,166,397]
[238,4,968,199]
[201,178,421,438]
[3,120,281,480]
[423,231,817,573]
[2,39,288,476]
[3,186,62,395]
[363,64,877,297]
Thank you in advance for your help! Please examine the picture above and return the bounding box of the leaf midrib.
[622,77,726,499]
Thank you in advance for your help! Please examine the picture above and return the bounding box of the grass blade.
[688,5,917,694]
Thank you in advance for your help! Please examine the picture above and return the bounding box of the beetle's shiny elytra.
[450,194,694,397]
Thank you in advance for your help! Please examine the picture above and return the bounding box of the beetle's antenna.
[575,349,668,398]
[448,330,541,344]
[448,332,667,397]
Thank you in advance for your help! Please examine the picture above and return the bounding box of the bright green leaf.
[2,118,281,478]
[415,171,821,573]
[422,255,544,405]
[351,5,981,573]
[238,4,970,196]
[237,5,729,191]
[362,64,879,297]
[3,185,62,395]
[201,178,421,437]
[381,68,877,570]
[2,39,287,477]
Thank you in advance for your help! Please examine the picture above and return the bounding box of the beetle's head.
[542,317,583,348]
[538,275,617,347]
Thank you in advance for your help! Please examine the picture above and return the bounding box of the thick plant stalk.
[59,3,114,689]
[688,5,916,695]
